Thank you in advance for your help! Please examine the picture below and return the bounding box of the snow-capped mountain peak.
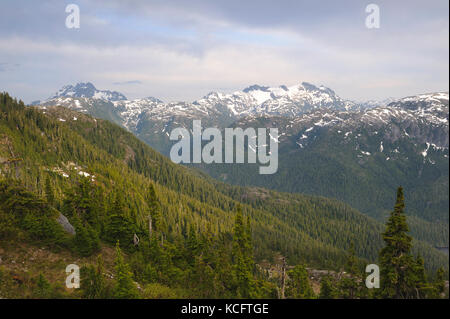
[144,96,164,104]
[37,83,448,149]
[48,82,127,102]
[190,82,358,118]
[388,92,448,111]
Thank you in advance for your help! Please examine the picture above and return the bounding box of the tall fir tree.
[146,183,161,232]
[186,224,199,261]
[61,176,102,228]
[432,267,447,298]
[319,275,336,299]
[104,192,135,249]
[338,242,363,299]
[44,176,54,207]
[231,206,256,298]
[81,255,109,299]
[113,241,140,299]
[34,273,52,298]
[378,187,427,298]
[287,265,315,299]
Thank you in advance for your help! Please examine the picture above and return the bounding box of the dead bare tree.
[148,215,152,239]
[280,257,286,299]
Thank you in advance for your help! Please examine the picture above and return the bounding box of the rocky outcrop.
[57,213,76,235]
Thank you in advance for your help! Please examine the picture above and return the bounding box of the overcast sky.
[0,0,448,103]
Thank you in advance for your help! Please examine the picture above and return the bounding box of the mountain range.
[39,82,385,128]
[36,82,449,250]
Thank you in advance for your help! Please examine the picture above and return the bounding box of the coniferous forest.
[0,92,447,299]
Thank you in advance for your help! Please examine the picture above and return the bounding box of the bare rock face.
[57,213,76,235]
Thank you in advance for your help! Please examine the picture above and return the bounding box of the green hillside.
[0,92,447,298]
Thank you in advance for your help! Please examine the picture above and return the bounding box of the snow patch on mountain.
[36,83,449,161]
[48,82,127,102]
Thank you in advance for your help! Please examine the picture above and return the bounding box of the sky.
[0,0,448,104]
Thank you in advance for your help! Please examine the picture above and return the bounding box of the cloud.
[0,0,448,103]
[0,62,20,72]
[113,80,143,85]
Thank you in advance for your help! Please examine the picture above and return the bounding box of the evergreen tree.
[287,265,315,299]
[231,206,256,298]
[73,217,100,257]
[113,241,140,299]
[146,183,161,232]
[81,255,108,299]
[34,273,52,298]
[81,265,101,299]
[338,242,362,299]
[414,255,437,298]
[142,263,158,284]
[432,267,446,298]
[62,177,102,228]
[44,176,54,207]
[378,187,427,298]
[319,275,336,299]
[186,224,199,261]
[191,255,217,298]
[104,192,135,249]
[87,223,101,252]
[244,216,254,270]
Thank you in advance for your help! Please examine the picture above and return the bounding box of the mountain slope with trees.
[37,84,449,253]
[0,92,447,298]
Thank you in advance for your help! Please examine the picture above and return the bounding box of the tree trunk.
[148,215,152,239]
[280,257,286,299]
